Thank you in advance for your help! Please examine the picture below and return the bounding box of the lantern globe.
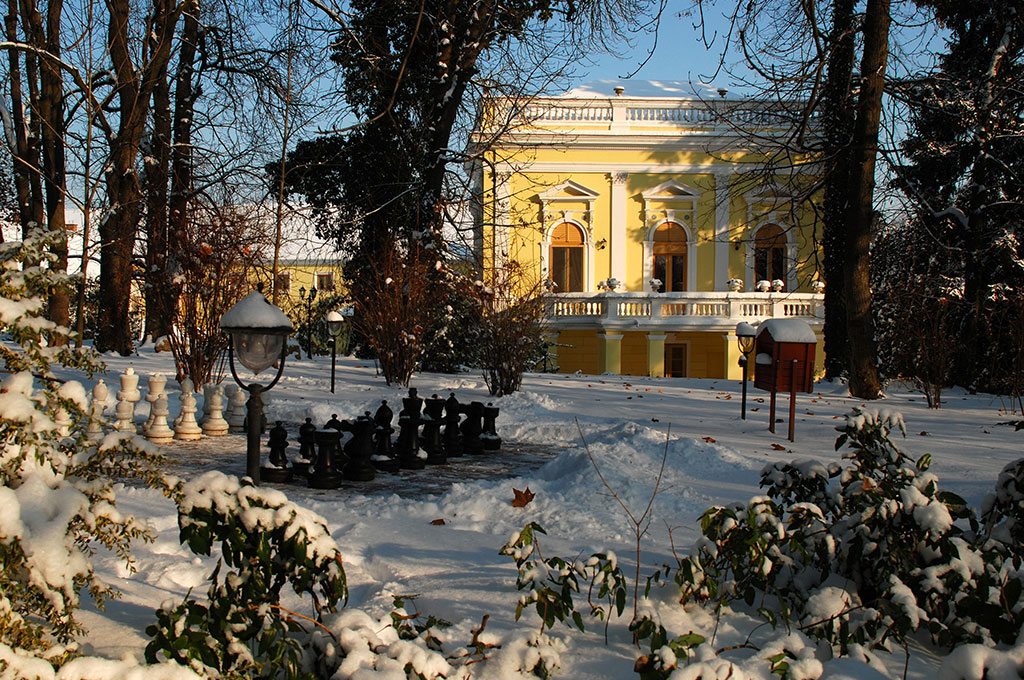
[220,291,293,376]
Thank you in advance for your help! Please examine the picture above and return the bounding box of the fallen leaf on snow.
[512,487,536,508]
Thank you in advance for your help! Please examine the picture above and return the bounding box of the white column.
[494,171,511,270]
[714,170,731,291]
[611,172,628,286]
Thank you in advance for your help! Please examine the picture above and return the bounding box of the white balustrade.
[490,97,816,134]
[546,291,823,330]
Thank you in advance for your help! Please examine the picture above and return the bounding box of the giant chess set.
[85,369,501,490]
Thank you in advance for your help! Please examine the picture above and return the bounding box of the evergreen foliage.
[891,0,1024,395]
[0,232,160,662]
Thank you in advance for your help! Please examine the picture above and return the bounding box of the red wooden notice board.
[753,320,816,394]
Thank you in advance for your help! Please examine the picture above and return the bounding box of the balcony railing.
[488,97,813,135]
[547,291,823,329]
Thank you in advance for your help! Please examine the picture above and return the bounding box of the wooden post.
[769,359,778,433]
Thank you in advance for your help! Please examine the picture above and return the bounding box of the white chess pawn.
[202,384,229,437]
[146,394,174,444]
[200,384,214,426]
[49,394,73,437]
[174,379,203,441]
[114,397,136,432]
[143,373,167,435]
[86,380,109,442]
[227,386,247,433]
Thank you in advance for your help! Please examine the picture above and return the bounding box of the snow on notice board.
[757,318,817,344]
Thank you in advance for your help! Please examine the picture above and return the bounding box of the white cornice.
[493,161,820,176]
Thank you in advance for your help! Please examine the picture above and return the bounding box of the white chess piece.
[200,383,214,426]
[114,397,135,432]
[227,386,247,434]
[119,367,141,403]
[174,379,203,441]
[202,384,229,437]
[116,367,141,433]
[50,394,73,437]
[86,380,109,442]
[146,394,174,444]
[143,373,167,435]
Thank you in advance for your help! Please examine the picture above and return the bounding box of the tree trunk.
[167,0,198,300]
[842,0,888,399]
[5,0,35,238]
[38,0,68,335]
[96,0,182,354]
[142,12,172,342]
[821,0,855,380]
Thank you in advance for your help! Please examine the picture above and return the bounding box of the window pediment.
[538,179,600,202]
[642,180,700,228]
[538,180,599,233]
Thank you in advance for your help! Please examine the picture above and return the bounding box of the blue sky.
[571,8,743,90]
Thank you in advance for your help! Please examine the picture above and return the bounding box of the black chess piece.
[459,401,485,455]
[260,421,293,483]
[326,414,350,468]
[372,400,399,473]
[420,394,446,464]
[442,393,463,457]
[294,417,317,476]
[481,402,502,451]
[396,388,425,469]
[340,413,376,481]
[308,428,343,489]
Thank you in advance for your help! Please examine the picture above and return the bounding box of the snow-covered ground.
[68,349,1024,679]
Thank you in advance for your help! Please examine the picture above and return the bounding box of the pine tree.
[895,0,1024,393]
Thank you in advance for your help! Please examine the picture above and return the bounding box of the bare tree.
[94,0,188,354]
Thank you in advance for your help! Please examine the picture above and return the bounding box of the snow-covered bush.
[0,232,159,662]
[145,472,348,678]
[150,473,567,679]
[669,407,1024,652]
[500,521,627,634]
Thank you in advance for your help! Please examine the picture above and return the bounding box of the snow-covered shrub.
[669,407,1024,653]
[0,232,159,662]
[145,472,348,678]
[500,522,627,634]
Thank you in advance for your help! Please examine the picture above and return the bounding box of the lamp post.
[327,310,343,393]
[736,322,756,420]
[221,291,293,484]
[298,285,317,359]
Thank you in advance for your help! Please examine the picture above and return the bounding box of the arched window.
[549,222,585,292]
[652,222,688,293]
[754,224,787,283]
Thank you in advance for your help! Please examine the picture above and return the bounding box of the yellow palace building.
[469,81,825,380]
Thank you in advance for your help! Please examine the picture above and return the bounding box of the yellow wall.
[554,329,734,379]
[555,330,600,375]
[487,152,821,294]
[620,332,649,376]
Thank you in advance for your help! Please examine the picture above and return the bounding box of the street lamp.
[327,310,343,393]
[298,285,318,359]
[221,291,293,484]
[736,322,757,420]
